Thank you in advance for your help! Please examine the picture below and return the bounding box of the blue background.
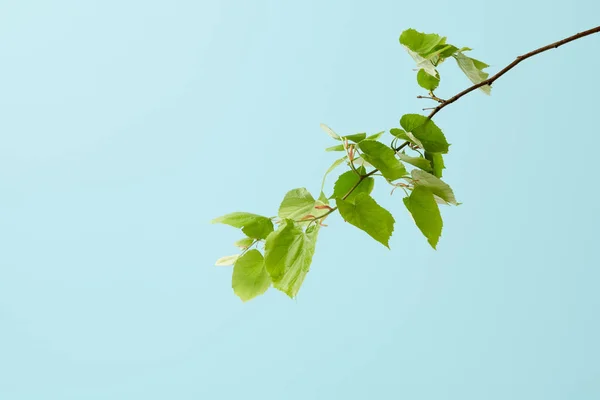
[1,0,599,398]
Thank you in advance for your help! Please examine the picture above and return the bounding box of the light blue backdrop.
[1,0,599,398]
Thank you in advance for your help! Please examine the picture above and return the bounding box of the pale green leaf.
[331,169,375,201]
[326,144,345,152]
[399,114,449,153]
[417,69,439,91]
[343,133,366,143]
[321,156,347,193]
[397,152,433,172]
[320,123,341,140]
[264,220,320,298]
[358,140,406,181]
[403,186,443,249]
[318,191,329,205]
[278,188,316,220]
[453,52,491,94]
[215,254,239,266]
[233,237,254,250]
[404,48,438,77]
[232,249,271,301]
[336,193,395,248]
[366,131,385,141]
[424,152,445,178]
[212,212,274,240]
[411,169,457,205]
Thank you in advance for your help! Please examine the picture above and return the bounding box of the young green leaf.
[321,156,347,193]
[366,131,385,141]
[318,191,330,205]
[453,52,491,94]
[417,69,440,91]
[331,169,375,201]
[411,169,457,205]
[396,152,433,172]
[424,152,445,178]
[358,140,407,181]
[232,249,271,301]
[336,193,395,248]
[403,186,443,249]
[212,212,274,240]
[278,188,316,220]
[404,48,438,77]
[400,29,446,56]
[399,114,449,153]
[390,128,411,141]
[343,133,367,143]
[215,254,239,266]
[264,220,320,298]
[233,237,254,250]
[325,144,345,152]
[320,123,341,140]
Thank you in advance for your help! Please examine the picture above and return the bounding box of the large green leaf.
[358,140,407,181]
[425,152,445,178]
[411,169,457,205]
[417,69,439,91]
[264,220,320,298]
[403,186,443,249]
[212,212,274,240]
[232,249,271,301]
[399,29,446,56]
[399,114,449,153]
[278,188,316,220]
[453,52,491,94]
[331,169,375,201]
[396,152,432,172]
[336,193,395,248]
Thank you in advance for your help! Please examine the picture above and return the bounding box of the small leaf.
[233,237,254,250]
[336,193,395,248]
[232,249,271,301]
[366,131,385,141]
[417,69,440,91]
[453,52,491,94]
[400,29,446,55]
[343,133,367,143]
[397,152,433,172]
[215,254,239,266]
[331,169,375,201]
[400,114,449,153]
[278,188,316,220]
[320,123,341,140]
[264,220,320,298]
[411,169,457,205]
[403,186,443,249]
[358,140,407,181]
[326,144,345,152]
[404,48,438,77]
[321,156,347,193]
[212,212,274,240]
[318,191,329,205]
[424,152,445,178]
[390,128,411,141]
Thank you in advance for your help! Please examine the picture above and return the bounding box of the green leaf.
[343,133,367,143]
[399,114,449,153]
[430,44,459,59]
[233,237,254,250]
[278,188,316,220]
[417,69,439,91]
[396,152,432,172]
[424,152,445,178]
[403,186,443,249]
[404,48,438,77]
[232,249,271,301]
[399,29,446,55]
[366,131,385,141]
[336,193,395,248]
[411,169,457,205]
[264,220,320,298]
[321,156,347,193]
[331,169,375,201]
[320,123,341,140]
[390,128,410,141]
[212,212,274,240]
[453,52,491,94]
[326,144,345,152]
[215,254,239,266]
[318,191,329,205]
[358,140,407,181]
